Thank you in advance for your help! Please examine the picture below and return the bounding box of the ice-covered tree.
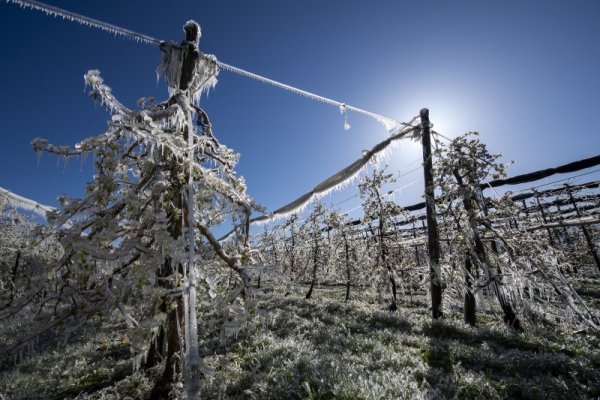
[434,132,599,331]
[304,201,328,299]
[358,167,406,311]
[323,209,359,301]
[0,199,62,342]
[280,213,302,280]
[1,21,264,399]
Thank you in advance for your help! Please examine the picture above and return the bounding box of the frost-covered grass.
[199,286,600,399]
[1,280,600,399]
[0,317,161,400]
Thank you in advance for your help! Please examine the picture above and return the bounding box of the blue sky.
[1,0,600,226]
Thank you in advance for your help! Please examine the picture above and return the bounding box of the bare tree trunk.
[306,239,319,300]
[378,211,398,311]
[344,233,351,302]
[288,224,296,279]
[150,259,184,399]
[151,161,186,397]
[420,108,443,319]
[567,187,600,272]
[453,170,522,331]
[9,250,21,302]
[464,256,476,326]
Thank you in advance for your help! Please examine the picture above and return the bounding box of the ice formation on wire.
[0,186,55,218]
[218,61,403,132]
[6,0,405,133]
[6,0,161,45]
[251,116,421,225]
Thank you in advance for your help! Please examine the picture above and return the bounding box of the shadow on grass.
[419,315,600,399]
[421,320,456,397]
[205,285,600,399]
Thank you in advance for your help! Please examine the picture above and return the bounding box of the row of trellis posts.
[257,109,600,323]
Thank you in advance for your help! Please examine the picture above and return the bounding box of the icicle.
[339,103,351,131]
[31,137,49,165]
[223,319,241,339]
[171,93,202,399]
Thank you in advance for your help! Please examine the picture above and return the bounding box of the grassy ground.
[1,281,600,399]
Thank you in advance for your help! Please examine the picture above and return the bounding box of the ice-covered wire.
[6,0,161,45]
[5,0,405,133]
[327,162,424,209]
[251,119,421,224]
[0,186,55,218]
[216,62,403,132]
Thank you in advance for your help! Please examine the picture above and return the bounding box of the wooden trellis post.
[412,221,421,268]
[420,108,443,319]
[535,194,557,247]
[566,185,600,271]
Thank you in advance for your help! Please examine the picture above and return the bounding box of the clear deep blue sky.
[1,0,600,225]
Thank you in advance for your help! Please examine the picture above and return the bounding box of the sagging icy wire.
[0,186,56,218]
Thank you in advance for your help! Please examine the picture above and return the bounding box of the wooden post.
[289,218,296,277]
[555,203,570,245]
[521,199,531,228]
[535,194,556,247]
[566,185,600,271]
[420,108,443,319]
[463,256,476,326]
[180,21,201,91]
[412,221,421,268]
[343,232,351,302]
[152,21,204,400]
[448,204,477,324]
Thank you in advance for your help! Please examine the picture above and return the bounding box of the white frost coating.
[31,137,49,153]
[177,92,203,398]
[0,187,55,218]
[80,74,253,210]
[223,319,241,339]
[157,42,219,106]
[84,70,133,117]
